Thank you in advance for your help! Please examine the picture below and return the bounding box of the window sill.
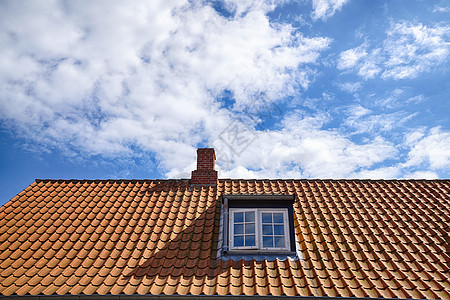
[218,251,299,262]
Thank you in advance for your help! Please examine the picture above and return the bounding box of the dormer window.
[219,194,297,261]
[229,208,290,251]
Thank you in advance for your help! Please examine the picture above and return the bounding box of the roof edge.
[219,178,449,182]
[0,295,432,300]
[34,179,191,183]
[33,178,450,184]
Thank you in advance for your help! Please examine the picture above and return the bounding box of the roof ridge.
[34,178,191,183]
[218,178,450,182]
[33,178,450,184]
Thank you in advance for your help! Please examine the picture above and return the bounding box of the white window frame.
[229,208,290,252]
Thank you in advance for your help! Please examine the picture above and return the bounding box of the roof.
[1,178,449,299]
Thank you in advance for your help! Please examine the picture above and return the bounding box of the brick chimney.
[191,148,218,185]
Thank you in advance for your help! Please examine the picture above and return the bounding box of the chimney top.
[191,148,218,185]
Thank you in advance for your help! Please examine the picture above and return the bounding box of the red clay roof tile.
[1,179,449,298]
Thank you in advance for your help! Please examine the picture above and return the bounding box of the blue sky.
[0,0,449,206]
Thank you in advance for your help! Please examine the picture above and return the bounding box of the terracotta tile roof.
[0,178,449,299]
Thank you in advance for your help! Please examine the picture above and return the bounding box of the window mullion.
[256,209,261,249]
[230,210,235,249]
[250,208,258,250]
[228,207,290,252]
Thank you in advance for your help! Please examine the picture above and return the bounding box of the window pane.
[232,209,288,250]
[273,213,284,223]
[234,212,243,223]
[274,236,285,247]
[234,235,244,247]
[245,235,255,246]
[262,224,273,235]
[245,211,255,222]
[234,224,243,234]
[262,213,272,223]
[274,224,284,235]
[245,223,255,234]
[263,236,273,247]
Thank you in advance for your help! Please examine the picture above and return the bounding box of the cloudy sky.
[1,0,449,205]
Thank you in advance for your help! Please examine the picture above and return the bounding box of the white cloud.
[432,5,449,13]
[353,167,400,179]
[403,171,439,179]
[381,21,450,79]
[311,0,350,21]
[211,112,398,179]
[338,82,362,93]
[404,127,450,170]
[406,94,425,104]
[211,118,449,180]
[338,21,450,80]
[374,88,406,109]
[342,104,416,135]
[1,1,446,182]
[357,48,382,79]
[220,0,280,17]
[346,104,371,118]
[0,0,330,174]
[337,44,367,69]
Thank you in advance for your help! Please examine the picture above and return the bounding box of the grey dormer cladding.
[217,194,298,262]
